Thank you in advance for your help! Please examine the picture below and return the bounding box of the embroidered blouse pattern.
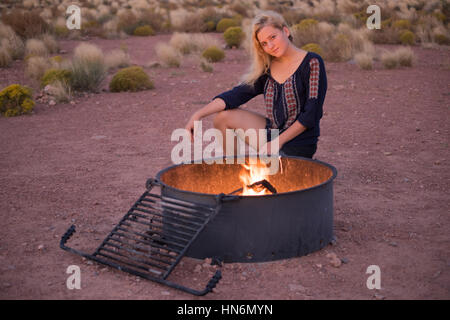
[264,71,300,130]
[309,58,320,99]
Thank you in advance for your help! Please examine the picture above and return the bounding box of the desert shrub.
[399,30,415,45]
[322,33,352,61]
[380,51,398,69]
[434,34,450,45]
[204,21,216,32]
[301,43,323,56]
[138,8,167,32]
[169,33,221,55]
[40,68,73,88]
[45,79,73,103]
[155,43,181,67]
[395,47,415,67]
[223,26,245,48]
[296,19,319,30]
[0,45,12,68]
[50,55,63,65]
[40,34,59,54]
[25,56,51,80]
[0,24,25,60]
[202,46,225,62]
[0,84,35,117]
[2,9,49,39]
[200,59,213,72]
[109,66,154,92]
[170,33,197,55]
[105,49,130,69]
[354,52,373,70]
[118,10,140,35]
[292,19,321,47]
[393,19,412,30]
[25,39,48,57]
[216,18,239,33]
[70,43,107,92]
[133,25,155,36]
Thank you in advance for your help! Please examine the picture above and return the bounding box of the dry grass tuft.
[155,42,181,68]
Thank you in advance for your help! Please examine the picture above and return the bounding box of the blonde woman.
[185,11,327,158]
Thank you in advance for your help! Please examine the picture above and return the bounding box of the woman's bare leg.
[213,109,267,156]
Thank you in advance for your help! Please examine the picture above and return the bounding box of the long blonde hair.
[241,11,293,85]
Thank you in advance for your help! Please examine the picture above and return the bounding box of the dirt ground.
[0,34,449,300]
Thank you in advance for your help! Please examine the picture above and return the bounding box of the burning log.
[228,179,277,196]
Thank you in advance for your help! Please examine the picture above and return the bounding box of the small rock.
[48,100,56,106]
[434,160,441,165]
[341,257,349,264]
[288,283,306,292]
[374,293,385,300]
[388,241,398,247]
[194,264,202,273]
[161,290,170,296]
[70,100,76,105]
[37,244,45,251]
[326,253,342,268]
[384,152,392,156]
[204,257,212,265]
[315,263,322,268]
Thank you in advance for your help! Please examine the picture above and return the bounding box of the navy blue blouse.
[213,52,327,147]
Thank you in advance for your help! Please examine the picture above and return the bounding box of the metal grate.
[60,179,226,296]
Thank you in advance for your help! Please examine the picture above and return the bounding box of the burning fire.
[239,162,272,196]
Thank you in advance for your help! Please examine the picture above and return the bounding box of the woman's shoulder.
[302,51,325,66]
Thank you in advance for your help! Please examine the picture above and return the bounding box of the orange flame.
[239,162,271,196]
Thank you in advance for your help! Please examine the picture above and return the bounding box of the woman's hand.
[185,113,201,142]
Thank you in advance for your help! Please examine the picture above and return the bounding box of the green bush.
[40,68,73,87]
[0,84,35,117]
[301,43,323,56]
[434,34,450,45]
[109,66,154,92]
[393,19,411,30]
[133,25,155,36]
[399,30,415,45]
[223,26,245,48]
[216,18,239,33]
[202,46,225,62]
[204,21,216,32]
[294,19,318,31]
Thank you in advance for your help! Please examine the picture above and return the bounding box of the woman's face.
[256,25,291,58]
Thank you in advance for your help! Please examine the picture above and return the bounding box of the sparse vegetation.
[202,46,225,63]
[0,84,34,117]
[301,43,323,56]
[223,26,245,48]
[70,43,107,92]
[216,18,239,33]
[109,66,154,92]
[155,42,181,67]
[40,68,72,88]
[133,25,155,37]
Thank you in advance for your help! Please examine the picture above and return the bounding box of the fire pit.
[156,155,337,263]
[60,155,336,295]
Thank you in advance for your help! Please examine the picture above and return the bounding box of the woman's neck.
[273,44,305,64]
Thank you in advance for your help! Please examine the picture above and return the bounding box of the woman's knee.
[213,110,232,128]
